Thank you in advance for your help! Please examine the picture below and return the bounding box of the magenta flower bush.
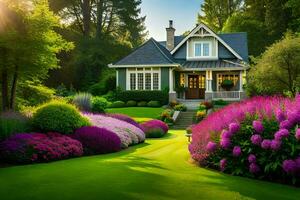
[189,96,300,185]
[84,113,145,148]
[141,119,169,138]
[0,132,83,164]
[73,126,121,154]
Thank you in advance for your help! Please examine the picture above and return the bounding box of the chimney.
[166,20,175,51]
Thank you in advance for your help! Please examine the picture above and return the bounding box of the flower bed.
[0,132,83,164]
[141,119,169,138]
[84,113,145,148]
[189,96,300,185]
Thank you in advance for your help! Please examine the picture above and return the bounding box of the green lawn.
[106,107,164,119]
[0,130,299,200]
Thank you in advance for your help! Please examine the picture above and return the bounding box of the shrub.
[126,100,137,107]
[141,120,168,138]
[0,112,31,141]
[73,126,121,154]
[73,93,92,111]
[147,101,161,107]
[169,101,179,108]
[0,132,83,164]
[116,91,168,105]
[32,102,90,134]
[89,83,106,96]
[213,99,228,106]
[109,101,125,108]
[107,114,142,129]
[144,128,165,138]
[137,101,148,107]
[92,97,108,113]
[189,96,300,185]
[201,101,213,109]
[160,109,174,124]
[174,104,187,111]
[84,113,145,148]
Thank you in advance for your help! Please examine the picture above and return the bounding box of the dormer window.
[194,42,211,57]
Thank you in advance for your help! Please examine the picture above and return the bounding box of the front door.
[186,75,205,99]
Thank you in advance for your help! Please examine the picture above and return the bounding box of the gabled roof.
[111,38,178,67]
[170,23,243,60]
[158,36,185,48]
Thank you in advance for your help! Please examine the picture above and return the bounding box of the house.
[109,21,249,102]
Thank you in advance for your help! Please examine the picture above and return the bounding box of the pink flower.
[251,134,262,145]
[220,130,232,139]
[261,139,272,149]
[282,160,297,174]
[270,140,281,151]
[279,120,293,130]
[206,142,217,152]
[248,154,256,163]
[220,138,231,149]
[295,128,300,140]
[232,146,242,157]
[252,120,264,133]
[220,158,227,171]
[229,123,240,134]
[287,111,300,124]
[249,163,260,174]
[275,109,285,122]
[274,129,289,140]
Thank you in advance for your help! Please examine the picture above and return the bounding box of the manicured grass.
[106,107,164,118]
[0,130,299,200]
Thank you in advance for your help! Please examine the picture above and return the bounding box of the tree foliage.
[247,33,300,96]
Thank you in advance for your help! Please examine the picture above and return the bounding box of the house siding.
[188,37,217,57]
[173,43,187,59]
[117,68,126,90]
[161,68,170,90]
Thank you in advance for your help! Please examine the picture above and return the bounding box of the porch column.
[239,70,243,92]
[169,68,176,102]
[205,70,213,100]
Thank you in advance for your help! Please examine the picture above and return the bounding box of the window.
[128,68,160,90]
[194,42,211,57]
[217,73,239,91]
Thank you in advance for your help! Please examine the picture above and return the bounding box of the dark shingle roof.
[218,33,248,61]
[114,38,176,65]
[158,36,185,48]
[178,59,245,69]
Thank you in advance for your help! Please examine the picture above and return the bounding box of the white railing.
[212,91,240,100]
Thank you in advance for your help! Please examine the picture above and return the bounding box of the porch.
[169,68,247,102]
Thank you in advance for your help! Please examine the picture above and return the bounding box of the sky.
[140,0,204,41]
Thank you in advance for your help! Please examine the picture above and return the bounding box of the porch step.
[177,99,203,110]
[171,111,196,130]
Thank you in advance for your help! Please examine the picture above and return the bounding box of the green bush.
[213,99,228,106]
[0,112,31,141]
[32,102,90,134]
[73,93,92,111]
[89,75,116,96]
[147,101,161,107]
[126,100,137,107]
[92,97,108,113]
[89,83,106,96]
[116,91,168,105]
[174,104,187,111]
[109,101,126,108]
[145,128,165,138]
[17,81,55,107]
[137,101,148,107]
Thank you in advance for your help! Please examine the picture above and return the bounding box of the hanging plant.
[221,79,234,91]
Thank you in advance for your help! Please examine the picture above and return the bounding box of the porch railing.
[212,91,240,100]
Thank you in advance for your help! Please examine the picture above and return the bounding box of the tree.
[198,0,243,31]
[0,0,73,111]
[247,33,300,96]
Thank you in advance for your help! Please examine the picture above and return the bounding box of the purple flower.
[279,120,293,130]
[270,140,281,151]
[229,122,240,134]
[274,129,289,140]
[295,128,300,140]
[251,134,262,145]
[249,163,260,174]
[220,138,231,149]
[232,146,242,157]
[287,111,300,124]
[248,154,256,163]
[220,130,232,139]
[275,109,285,123]
[252,120,264,133]
[220,158,227,171]
[206,142,217,152]
[261,139,272,149]
[282,160,297,174]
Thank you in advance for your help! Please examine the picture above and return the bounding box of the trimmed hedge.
[116,91,168,105]
[147,101,161,107]
[126,100,137,107]
[137,101,148,107]
[110,101,126,108]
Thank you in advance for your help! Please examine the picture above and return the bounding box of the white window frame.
[194,41,212,58]
[126,67,161,91]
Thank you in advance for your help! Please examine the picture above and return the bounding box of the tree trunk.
[9,65,18,110]
[96,0,104,39]
[1,69,9,112]
[82,0,91,37]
